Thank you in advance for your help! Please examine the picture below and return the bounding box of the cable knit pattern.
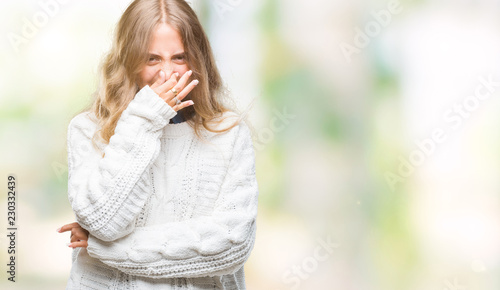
[65,85,259,289]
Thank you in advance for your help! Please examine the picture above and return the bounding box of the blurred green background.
[1,0,500,289]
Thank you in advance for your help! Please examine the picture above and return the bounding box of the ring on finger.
[170,87,179,96]
[173,97,181,105]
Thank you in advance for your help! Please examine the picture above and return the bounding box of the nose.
[161,63,177,79]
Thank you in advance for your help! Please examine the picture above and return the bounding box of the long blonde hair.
[76,0,254,155]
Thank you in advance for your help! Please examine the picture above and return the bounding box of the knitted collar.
[163,120,192,137]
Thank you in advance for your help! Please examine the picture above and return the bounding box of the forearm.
[68,85,177,241]
[86,218,257,278]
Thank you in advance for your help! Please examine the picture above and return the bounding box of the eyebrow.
[148,51,185,58]
[172,52,186,58]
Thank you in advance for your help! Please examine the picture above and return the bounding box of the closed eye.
[172,53,186,63]
[147,55,161,64]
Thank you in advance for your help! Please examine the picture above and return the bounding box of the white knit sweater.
[65,85,259,289]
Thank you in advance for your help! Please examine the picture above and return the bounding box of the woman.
[56,0,259,289]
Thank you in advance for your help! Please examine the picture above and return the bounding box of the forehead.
[148,23,184,54]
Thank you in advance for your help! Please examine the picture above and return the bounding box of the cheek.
[175,64,189,76]
[139,67,158,86]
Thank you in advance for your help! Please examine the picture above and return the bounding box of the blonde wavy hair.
[76,0,254,155]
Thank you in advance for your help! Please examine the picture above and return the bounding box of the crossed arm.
[59,107,259,278]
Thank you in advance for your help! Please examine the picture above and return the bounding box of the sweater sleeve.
[67,85,177,242]
[86,121,259,278]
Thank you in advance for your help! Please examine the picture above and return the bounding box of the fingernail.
[188,70,192,76]
[175,72,179,78]
[193,80,199,85]
[160,70,165,78]
[67,243,73,247]
[56,227,61,232]
[188,101,194,105]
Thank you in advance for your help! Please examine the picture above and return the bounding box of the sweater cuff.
[134,85,178,124]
